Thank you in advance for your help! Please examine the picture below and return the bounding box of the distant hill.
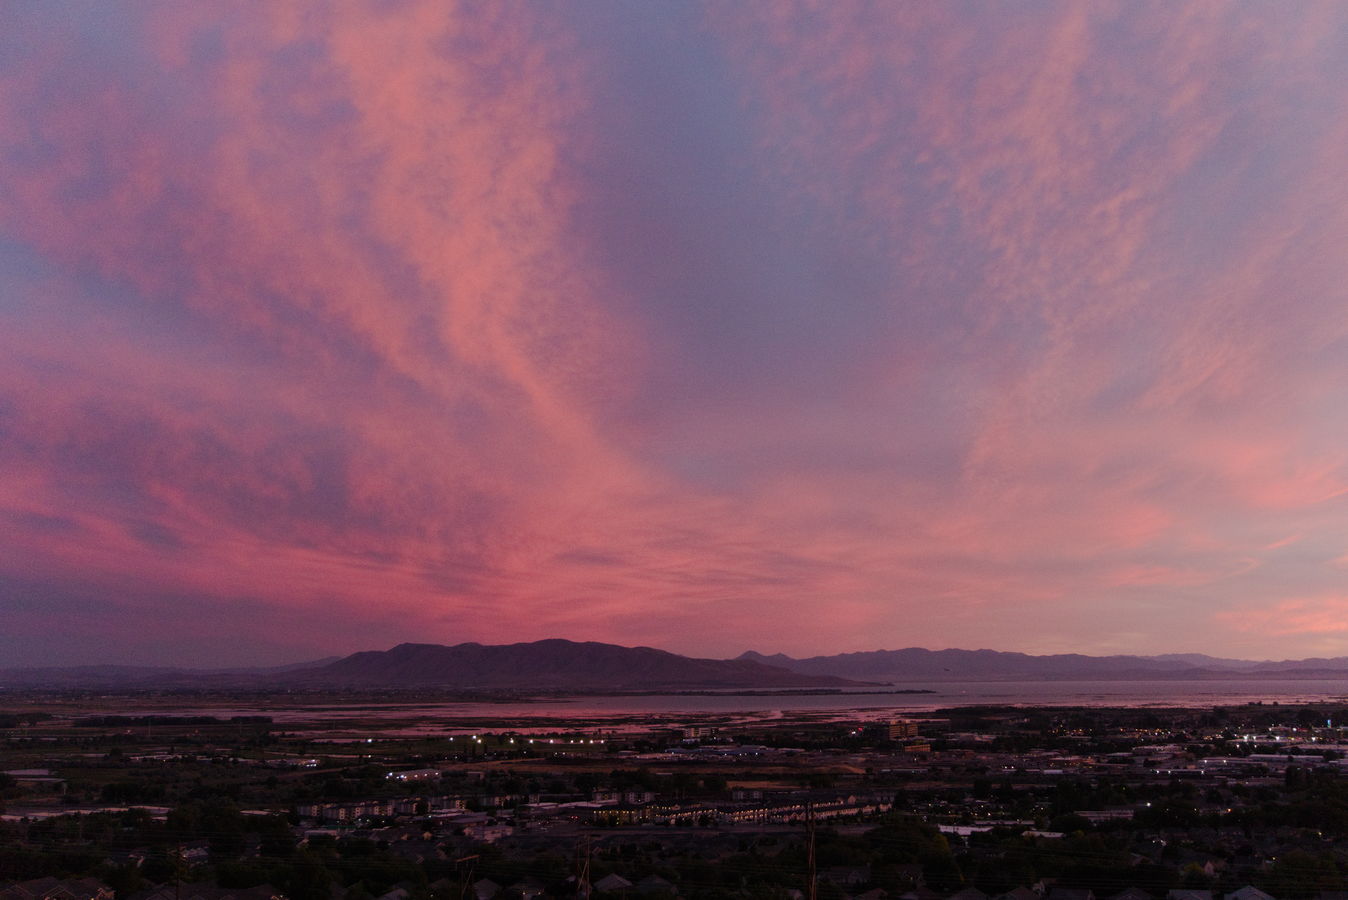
[292,640,863,690]
[0,642,859,691]
[736,648,1348,682]
[0,657,339,688]
[9,642,1348,690]
[1148,653,1263,670]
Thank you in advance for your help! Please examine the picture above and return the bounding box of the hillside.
[294,640,864,690]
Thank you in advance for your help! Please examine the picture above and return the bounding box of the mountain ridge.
[737,647,1348,681]
[0,641,861,690]
[293,639,864,689]
[7,642,1348,689]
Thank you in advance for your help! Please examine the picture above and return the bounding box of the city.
[5,696,1348,898]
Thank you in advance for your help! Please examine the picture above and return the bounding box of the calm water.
[145,679,1348,726]
[469,679,1348,716]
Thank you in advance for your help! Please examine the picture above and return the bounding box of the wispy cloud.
[3,2,1348,664]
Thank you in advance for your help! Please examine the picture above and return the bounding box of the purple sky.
[3,2,1348,667]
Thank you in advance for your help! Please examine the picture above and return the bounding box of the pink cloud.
[4,2,1348,663]
[1215,595,1348,638]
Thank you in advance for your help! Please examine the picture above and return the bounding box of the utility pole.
[806,802,817,900]
[576,836,592,898]
[453,854,477,900]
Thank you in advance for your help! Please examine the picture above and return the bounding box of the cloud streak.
[3,2,1348,664]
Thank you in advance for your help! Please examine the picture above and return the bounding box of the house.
[594,873,632,893]
[898,888,943,900]
[995,889,1040,900]
[1225,889,1275,900]
[0,879,113,900]
[948,888,988,900]
[1109,890,1152,900]
[462,822,513,843]
[1167,891,1213,900]
[635,875,676,896]
[128,885,286,900]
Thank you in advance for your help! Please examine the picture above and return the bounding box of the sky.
[4,2,1348,668]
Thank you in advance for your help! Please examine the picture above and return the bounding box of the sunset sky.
[4,2,1348,667]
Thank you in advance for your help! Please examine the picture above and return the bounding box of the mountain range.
[737,648,1348,681]
[6,641,1348,690]
[287,640,863,690]
[0,640,861,691]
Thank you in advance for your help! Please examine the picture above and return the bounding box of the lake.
[142,678,1348,728]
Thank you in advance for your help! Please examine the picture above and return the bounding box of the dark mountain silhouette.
[737,648,1348,681]
[292,640,862,689]
[1249,657,1348,676]
[0,642,859,690]
[8,642,1348,689]
[1149,653,1263,669]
